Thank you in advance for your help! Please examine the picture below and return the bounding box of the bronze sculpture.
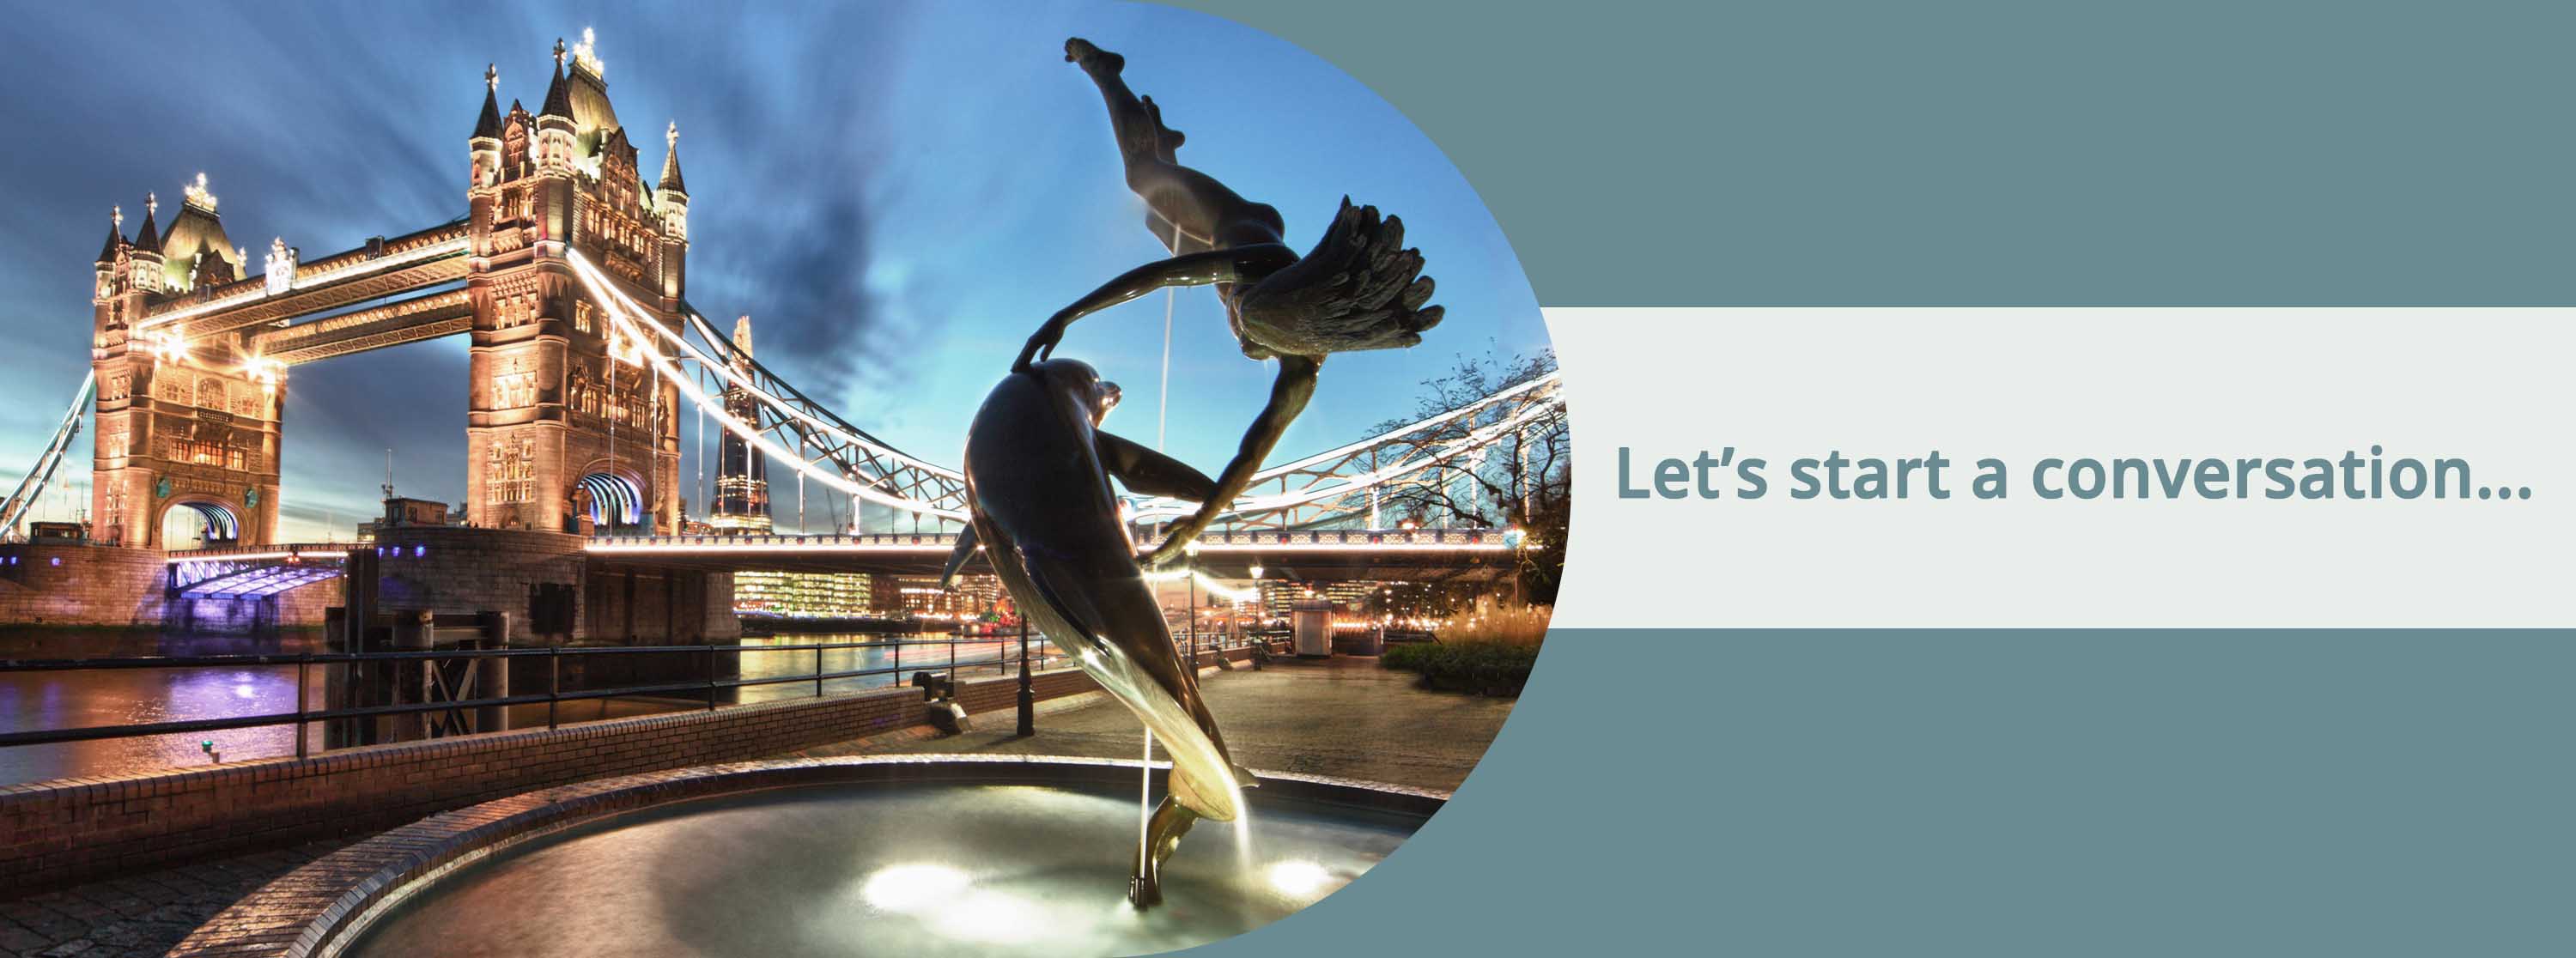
[1019,38,1445,567]
[944,358,1258,908]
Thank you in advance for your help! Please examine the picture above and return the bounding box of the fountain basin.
[173,756,1443,957]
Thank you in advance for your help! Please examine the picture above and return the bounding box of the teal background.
[1184,0,2576,306]
[1212,631,2573,955]
[1160,2,2573,955]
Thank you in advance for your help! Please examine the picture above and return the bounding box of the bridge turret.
[94,208,125,267]
[535,39,579,177]
[93,207,125,302]
[471,64,504,188]
[127,193,165,295]
[656,121,688,238]
[655,121,689,301]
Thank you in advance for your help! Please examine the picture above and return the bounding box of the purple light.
[50,557,61,567]
[412,545,427,558]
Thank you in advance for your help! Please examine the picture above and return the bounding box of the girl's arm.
[1016,245,1297,371]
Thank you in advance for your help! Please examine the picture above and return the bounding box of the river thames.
[0,628,1026,786]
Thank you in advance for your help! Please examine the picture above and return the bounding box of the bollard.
[474,611,511,734]
[1016,618,1035,737]
[295,658,309,760]
[546,646,561,731]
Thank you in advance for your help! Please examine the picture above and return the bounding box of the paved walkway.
[799,656,1518,791]
[0,840,342,958]
[3,657,1512,956]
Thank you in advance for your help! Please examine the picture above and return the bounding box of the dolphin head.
[1029,358,1121,426]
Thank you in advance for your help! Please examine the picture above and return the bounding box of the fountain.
[325,758,1439,956]
[225,34,1459,954]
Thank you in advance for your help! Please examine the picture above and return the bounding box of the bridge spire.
[473,63,503,141]
[131,193,161,254]
[539,43,574,121]
[96,207,125,264]
[659,120,687,195]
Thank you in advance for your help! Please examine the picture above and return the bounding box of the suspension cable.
[565,251,970,520]
[0,371,97,539]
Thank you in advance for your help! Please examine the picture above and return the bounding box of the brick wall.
[373,525,588,637]
[275,575,337,627]
[0,543,167,627]
[0,664,1107,896]
[368,525,738,641]
[580,565,738,642]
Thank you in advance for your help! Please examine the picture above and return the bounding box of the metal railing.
[0,636,1081,759]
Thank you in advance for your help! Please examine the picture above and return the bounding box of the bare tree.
[1366,343,1569,602]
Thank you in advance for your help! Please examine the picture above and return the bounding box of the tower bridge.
[3,32,1565,639]
[81,34,690,551]
[580,527,1523,584]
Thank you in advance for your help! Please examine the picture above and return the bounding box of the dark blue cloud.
[0,1,1549,537]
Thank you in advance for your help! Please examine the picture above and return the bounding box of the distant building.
[708,316,772,535]
[1257,579,1394,619]
[735,571,874,617]
[865,574,1002,624]
[27,522,88,544]
[385,497,450,525]
[355,497,459,543]
[707,318,878,616]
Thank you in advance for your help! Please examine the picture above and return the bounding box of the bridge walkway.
[173,565,342,600]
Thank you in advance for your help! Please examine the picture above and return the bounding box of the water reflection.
[0,628,1033,786]
[0,628,325,786]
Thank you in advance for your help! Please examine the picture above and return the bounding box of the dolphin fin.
[1096,431,1219,502]
[939,523,981,590]
[1017,549,1115,657]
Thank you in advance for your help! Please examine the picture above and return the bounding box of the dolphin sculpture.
[944,358,1255,907]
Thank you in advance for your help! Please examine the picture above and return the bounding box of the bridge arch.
[570,470,646,533]
[155,496,241,550]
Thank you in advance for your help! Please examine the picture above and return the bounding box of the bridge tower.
[464,33,685,535]
[88,182,280,550]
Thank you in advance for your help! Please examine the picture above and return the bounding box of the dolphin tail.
[1168,760,1262,822]
[1169,765,1233,822]
[939,523,981,591]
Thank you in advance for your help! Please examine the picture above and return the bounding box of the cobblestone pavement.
[3,657,1512,956]
[0,840,344,958]
[799,656,1519,791]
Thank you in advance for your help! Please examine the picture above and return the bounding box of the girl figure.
[1020,38,1444,566]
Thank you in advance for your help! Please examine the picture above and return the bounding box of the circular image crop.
[7,3,1563,955]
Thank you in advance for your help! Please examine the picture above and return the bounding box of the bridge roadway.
[580,526,1522,582]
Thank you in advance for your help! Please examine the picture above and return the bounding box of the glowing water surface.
[346,781,1419,957]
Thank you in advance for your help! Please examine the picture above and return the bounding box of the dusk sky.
[0,1,1546,540]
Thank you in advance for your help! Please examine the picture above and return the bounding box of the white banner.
[1549,308,2574,628]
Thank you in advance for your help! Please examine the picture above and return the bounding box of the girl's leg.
[1068,38,1213,251]
[1066,39,1181,173]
